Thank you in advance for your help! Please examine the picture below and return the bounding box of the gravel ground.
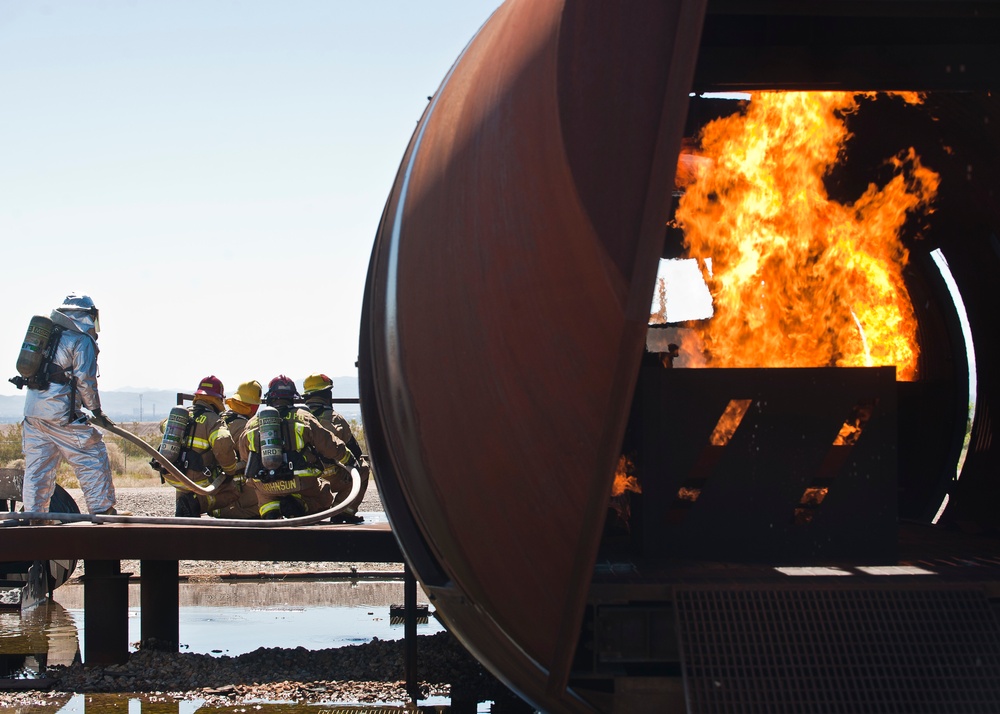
[1,482,530,711]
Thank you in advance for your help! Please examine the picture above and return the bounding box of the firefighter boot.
[279,495,306,519]
[175,492,201,518]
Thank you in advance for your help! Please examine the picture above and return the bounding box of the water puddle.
[1,598,80,678]
[48,579,443,657]
[0,579,525,711]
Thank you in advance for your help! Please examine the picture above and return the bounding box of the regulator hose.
[0,467,363,528]
[89,416,228,497]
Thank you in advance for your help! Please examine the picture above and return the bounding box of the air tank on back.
[157,406,190,466]
[256,405,285,473]
[13,315,55,385]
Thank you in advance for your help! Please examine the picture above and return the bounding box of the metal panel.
[360,0,708,708]
[0,522,401,563]
[675,584,1000,713]
[638,365,897,564]
[695,0,1000,91]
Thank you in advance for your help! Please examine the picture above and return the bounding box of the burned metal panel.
[637,364,897,564]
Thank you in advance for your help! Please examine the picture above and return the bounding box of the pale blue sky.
[0,0,501,396]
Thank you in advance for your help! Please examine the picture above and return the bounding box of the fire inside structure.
[606,86,998,712]
[359,2,1000,713]
[645,90,982,529]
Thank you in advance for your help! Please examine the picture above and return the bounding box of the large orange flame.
[673,92,939,380]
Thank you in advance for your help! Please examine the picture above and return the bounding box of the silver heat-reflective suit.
[21,309,115,514]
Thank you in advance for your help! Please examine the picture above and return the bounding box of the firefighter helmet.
[303,373,333,394]
[194,375,225,399]
[265,375,300,403]
[232,380,262,405]
[58,293,97,313]
[57,293,100,333]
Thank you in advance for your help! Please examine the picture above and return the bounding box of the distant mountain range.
[0,376,359,423]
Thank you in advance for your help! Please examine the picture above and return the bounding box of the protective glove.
[90,409,116,429]
[148,458,166,475]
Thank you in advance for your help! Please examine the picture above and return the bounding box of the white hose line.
[91,417,229,497]
[0,468,363,528]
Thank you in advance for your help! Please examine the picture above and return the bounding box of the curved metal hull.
[359,0,705,710]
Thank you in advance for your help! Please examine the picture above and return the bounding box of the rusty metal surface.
[360,0,706,710]
[0,522,401,563]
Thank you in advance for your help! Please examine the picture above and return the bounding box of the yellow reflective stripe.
[294,422,305,451]
[247,431,256,451]
[260,501,280,517]
[293,467,322,478]
[189,436,210,450]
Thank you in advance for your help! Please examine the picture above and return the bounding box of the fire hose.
[0,421,363,528]
[1,470,361,527]
[93,416,227,496]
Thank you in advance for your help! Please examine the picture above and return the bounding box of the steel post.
[83,560,131,665]
[404,564,418,700]
[140,560,179,651]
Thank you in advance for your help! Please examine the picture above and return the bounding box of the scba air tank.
[158,406,190,465]
[257,406,285,471]
[16,315,55,379]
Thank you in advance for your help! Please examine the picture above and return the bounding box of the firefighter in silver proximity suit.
[21,293,117,517]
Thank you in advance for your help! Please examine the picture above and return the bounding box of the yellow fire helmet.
[303,373,333,394]
[231,380,262,405]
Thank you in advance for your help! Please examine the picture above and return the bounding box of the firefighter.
[238,375,359,520]
[222,380,261,444]
[302,373,369,524]
[210,379,262,519]
[20,293,118,518]
[158,376,243,517]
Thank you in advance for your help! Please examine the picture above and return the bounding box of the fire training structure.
[360,2,1000,712]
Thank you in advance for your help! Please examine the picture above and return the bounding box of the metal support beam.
[140,560,178,651]
[83,560,131,665]
[404,565,418,701]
